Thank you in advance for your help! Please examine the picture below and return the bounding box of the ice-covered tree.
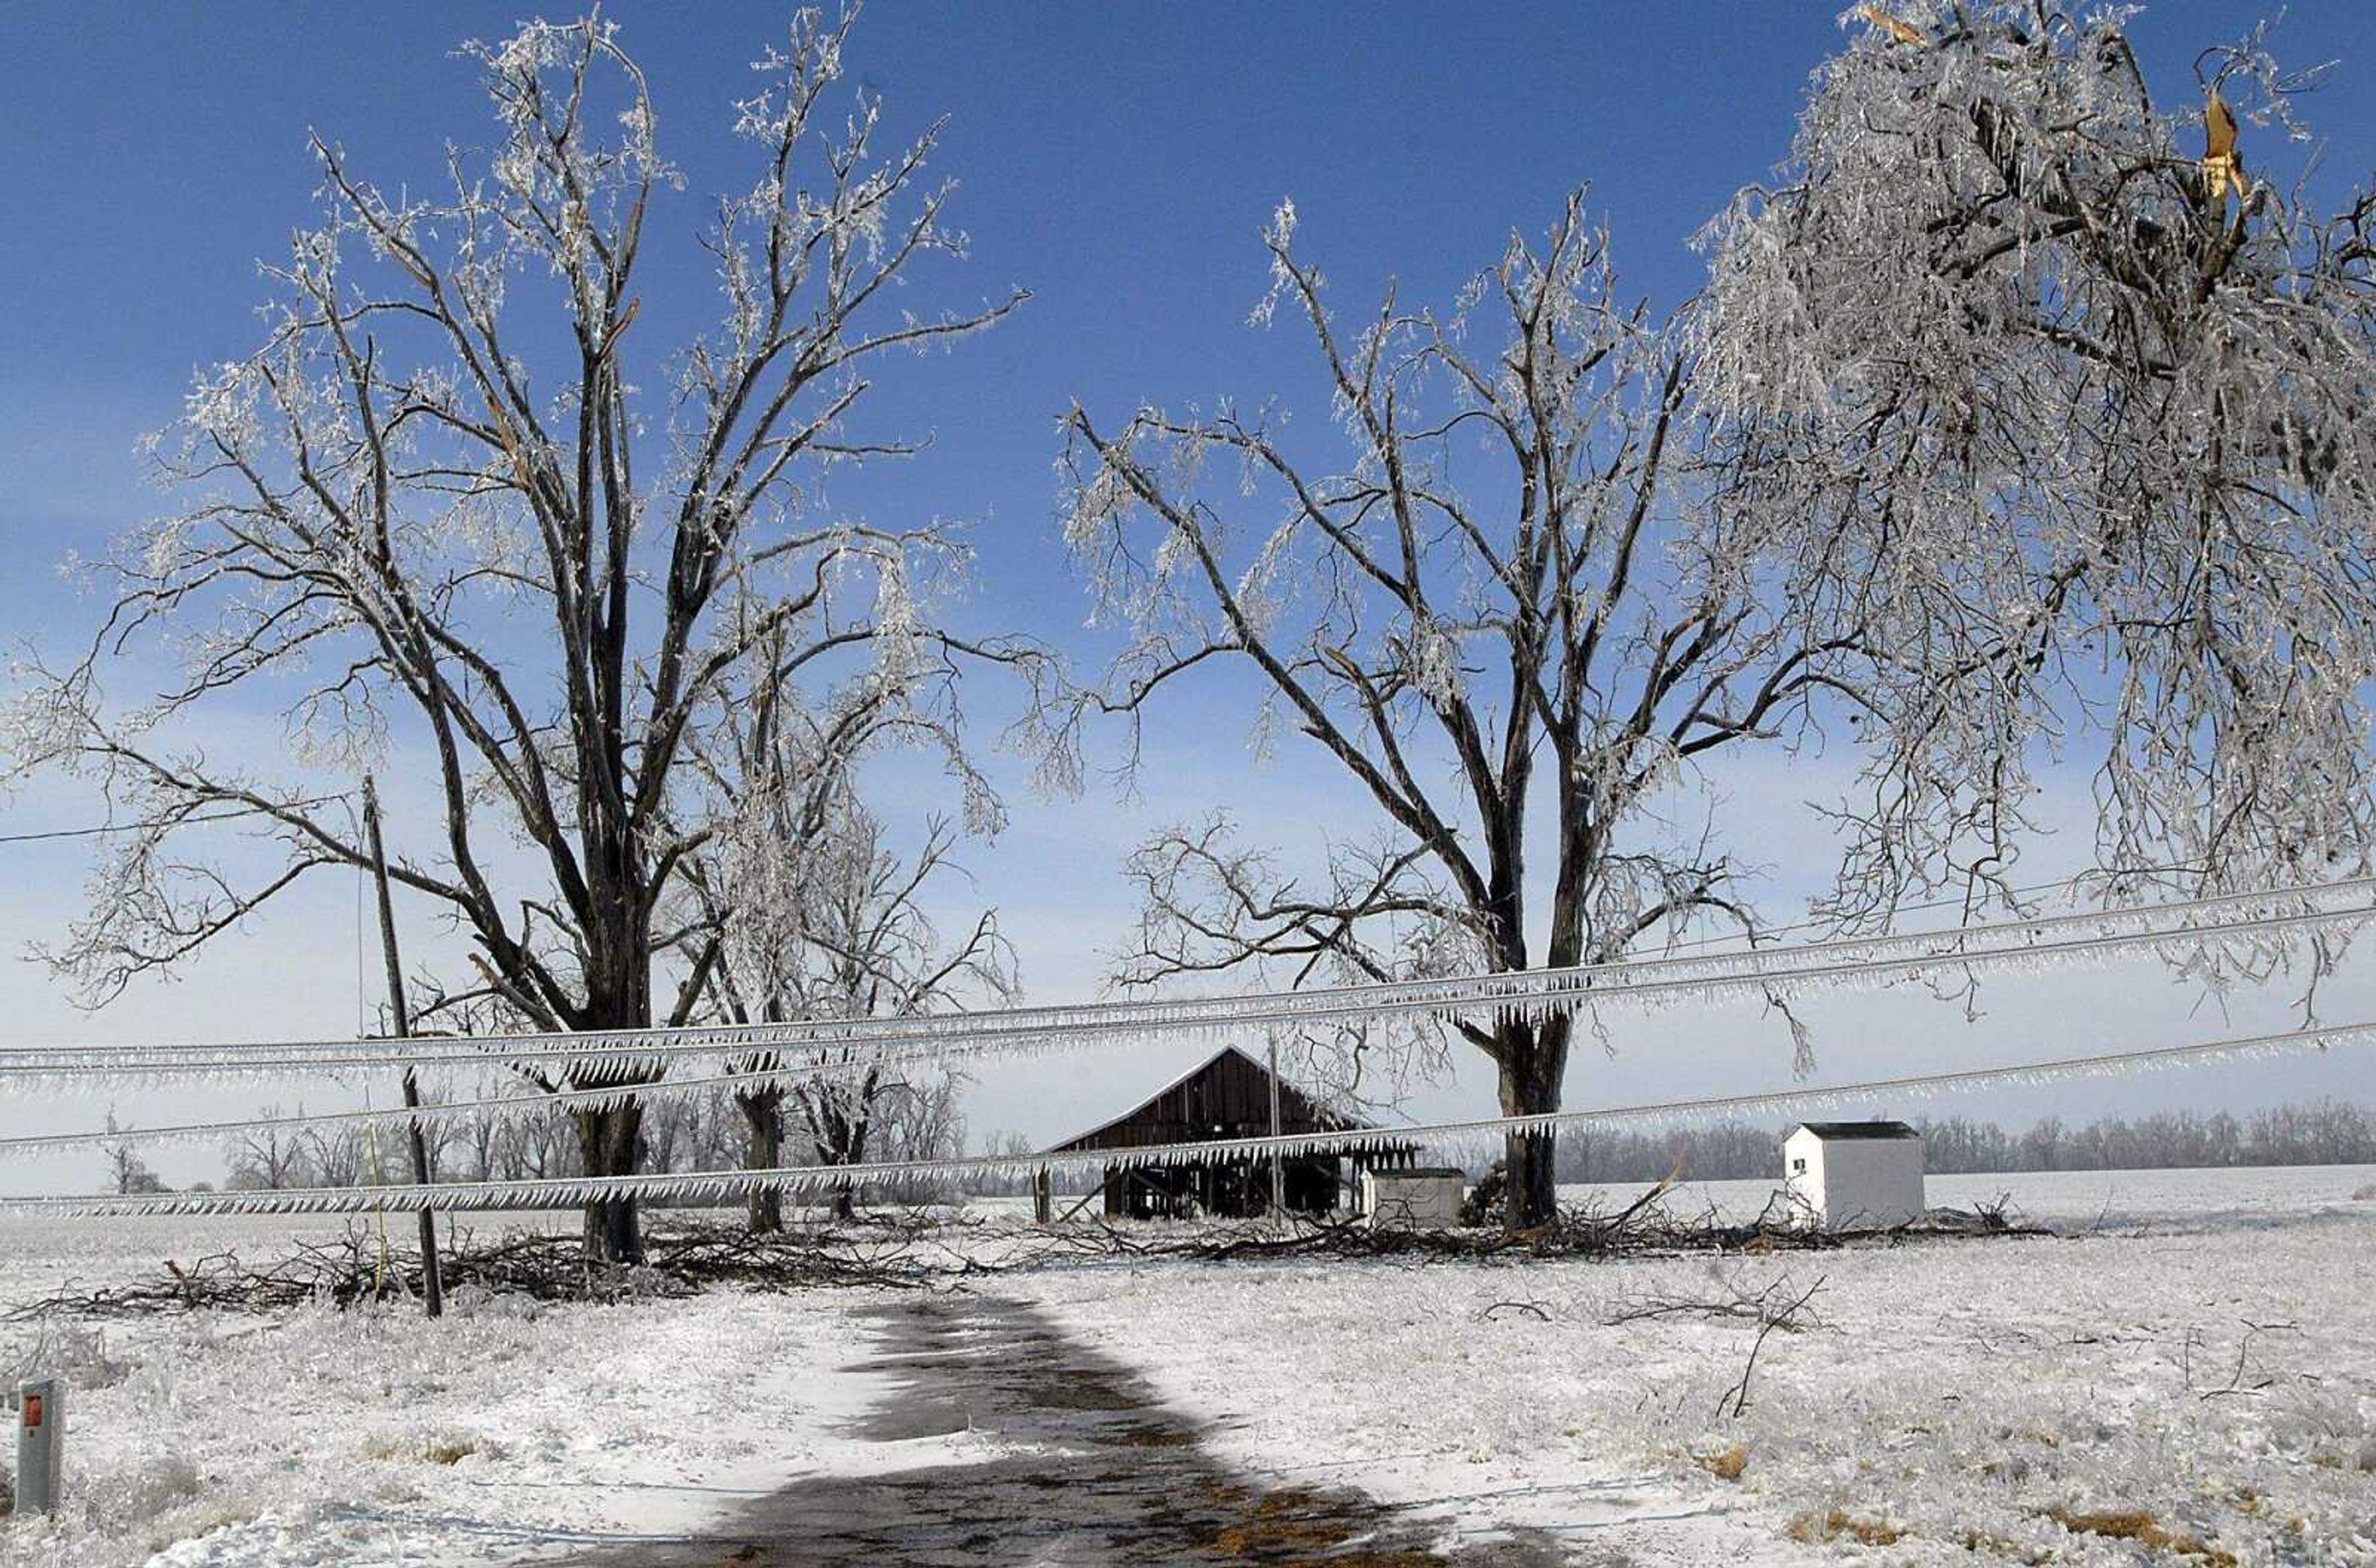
[673,621,1014,1228]
[101,1111,167,1197]
[1063,192,1788,1227]
[2,7,1041,1261]
[1062,6,2376,1226]
[689,760,1010,1225]
[1695,2,2376,922]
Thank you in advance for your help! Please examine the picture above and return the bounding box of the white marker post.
[15,1376,62,1515]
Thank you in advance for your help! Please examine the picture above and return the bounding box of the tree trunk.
[1496,1016,1570,1229]
[739,1087,785,1234]
[830,1114,867,1222]
[568,921,655,1264]
[573,1101,645,1264]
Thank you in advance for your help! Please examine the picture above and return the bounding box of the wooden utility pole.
[361,777,443,1319]
[1266,1035,1286,1220]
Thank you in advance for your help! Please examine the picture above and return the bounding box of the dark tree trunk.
[828,1111,869,1221]
[801,1074,873,1222]
[567,924,654,1264]
[572,1099,645,1264]
[739,1087,785,1233]
[1496,1015,1570,1229]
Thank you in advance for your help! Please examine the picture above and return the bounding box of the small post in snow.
[15,1376,62,1515]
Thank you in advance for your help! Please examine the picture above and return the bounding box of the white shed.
[1783,1121,1926,1230]
[1359,1167,1465,1230]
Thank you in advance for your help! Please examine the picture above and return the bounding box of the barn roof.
[1044,1045,1374,1154]
[1789,1120,1921,1140]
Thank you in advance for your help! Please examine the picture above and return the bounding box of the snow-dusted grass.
[1015,1165,2376,1564]
[0,1213,892,1567]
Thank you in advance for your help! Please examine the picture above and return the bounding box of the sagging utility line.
[16,1019,2365,1217]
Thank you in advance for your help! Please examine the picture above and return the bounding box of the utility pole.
[361,777,443,1319]
[1266,1035,1286,1220]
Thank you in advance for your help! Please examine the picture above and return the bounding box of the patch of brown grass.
[1693,1443,1749,1482]
[1786,1509,1905,1547]
[1201,1485,1358,1559]
[2043,1506,2236,1566]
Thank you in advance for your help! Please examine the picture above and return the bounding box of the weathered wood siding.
[1051,1046,1351,1152]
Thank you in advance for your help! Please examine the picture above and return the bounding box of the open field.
[0,1165,2369,1564]
[1562,1161,2376,1227]
[1023,1165,2376,1564]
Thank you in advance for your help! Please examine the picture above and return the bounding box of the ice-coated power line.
[0,796,353,846]
[20,1007,2372,1163]
[0,1061,871,1160]
[1,870,2370,1088]
[13,1020,2364,1216]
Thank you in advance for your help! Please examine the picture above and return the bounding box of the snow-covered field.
[1563,1160,2376,1228]
[1020,1164,2376,1564]
[0,1166,2370,1564]
[0,1212,920,1567]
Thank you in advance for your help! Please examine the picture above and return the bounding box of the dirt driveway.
[561,1291,1569,1566]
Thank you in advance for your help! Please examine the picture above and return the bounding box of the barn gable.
[1038,1046,1407,1220]
[1048,1045,1362,1153]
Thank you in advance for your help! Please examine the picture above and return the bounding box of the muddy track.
[560,1292,1566,1566]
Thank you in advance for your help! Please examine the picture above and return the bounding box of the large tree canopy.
[1697,2,2376,918]
[2,7,1046,1260]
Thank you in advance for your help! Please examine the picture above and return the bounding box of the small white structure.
[1361,1167,1465,1230]
[1783,1122,1926,1230]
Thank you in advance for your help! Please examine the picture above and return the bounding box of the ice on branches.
[1696,2,2376,931]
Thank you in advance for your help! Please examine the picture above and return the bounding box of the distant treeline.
[1552,1098,2376,1184]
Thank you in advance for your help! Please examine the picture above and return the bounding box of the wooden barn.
[1040,1045,1416,1220]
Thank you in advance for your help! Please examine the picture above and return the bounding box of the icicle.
[9,1020,2365,1221]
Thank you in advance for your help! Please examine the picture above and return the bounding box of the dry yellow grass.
[1692,1444,1749,1482]
[2043,1506,2236,1566]
[1786,1508,1905,1547]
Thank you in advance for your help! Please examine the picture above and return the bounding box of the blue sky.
[6,2,2376,1185]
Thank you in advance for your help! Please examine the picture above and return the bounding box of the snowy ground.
[1017,1164,2376,1564]
[0,1213,932,1567]
[0,1167,2370,1564]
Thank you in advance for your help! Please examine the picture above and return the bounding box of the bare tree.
[3,7,1045,1261]
[690,757,1014,1226]
[960,1128,1041,1197]
[300,1123,371,1191]
[224,1108,316,1192]
[102,1111,167,1196]
[455,1091,507,1184]
[1062,9,2376,1225]
[780,817,1002,1221]
[1063,194,1801,1226]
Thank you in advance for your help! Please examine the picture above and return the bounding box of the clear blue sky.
[5,3,2376,1183]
